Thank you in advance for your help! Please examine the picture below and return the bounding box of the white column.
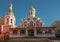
[26,29,28,37]
[10,30,13,37]
[1,25,4,32]
[52,30,55,37]
[43,30,45,34]
[42,30,45,37]
[20,30,21,36]
[34,29,36,36]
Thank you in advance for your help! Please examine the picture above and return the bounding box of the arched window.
[7,18,9,24]
[13,30,18,34]
[30,21,34,26]
[20,30,26,35]
[23,22,28,27]
[24,23,27,27]
[11,19,12,23]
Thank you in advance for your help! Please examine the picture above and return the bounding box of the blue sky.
[0,0,60,26]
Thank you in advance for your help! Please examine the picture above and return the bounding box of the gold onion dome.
[7,2,14,15]
[30,6,35,11]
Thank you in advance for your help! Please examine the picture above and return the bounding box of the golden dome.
[30,6,35,11]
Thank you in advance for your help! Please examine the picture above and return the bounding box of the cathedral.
[0,2,60,39]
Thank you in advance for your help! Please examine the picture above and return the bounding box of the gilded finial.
[9,1,13,12]
[30,6,35,11]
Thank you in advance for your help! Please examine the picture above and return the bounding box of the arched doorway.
[28,30,34,36]
[20,30,26,35]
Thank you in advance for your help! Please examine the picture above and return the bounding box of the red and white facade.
[0,3,57,39]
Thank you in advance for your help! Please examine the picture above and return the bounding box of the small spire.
[9,2,13,12]
[10,2,12,9]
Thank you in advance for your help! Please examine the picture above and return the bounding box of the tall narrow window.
[11,19,12,23]
[30,21,33,26]
[7,18,9,24]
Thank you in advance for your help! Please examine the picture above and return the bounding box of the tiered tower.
[4,2,16,27]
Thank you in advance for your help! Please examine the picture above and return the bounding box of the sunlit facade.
[0,3,58,39]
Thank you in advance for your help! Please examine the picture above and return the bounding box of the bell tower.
[4,2,16,27]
